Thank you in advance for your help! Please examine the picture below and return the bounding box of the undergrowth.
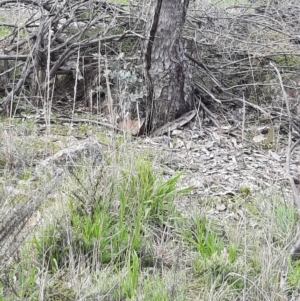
[0,141,297,301]
[0,0,300,299]
[0,111,298,300]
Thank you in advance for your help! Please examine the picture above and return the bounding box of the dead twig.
[195,95,220,127]
[271,62,300,214]
[54,117,123,133]
[271,61,300,300]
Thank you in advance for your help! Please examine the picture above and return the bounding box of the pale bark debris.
[35,137,103,177]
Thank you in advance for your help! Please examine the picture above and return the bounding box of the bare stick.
[0,55,28,61]
[195,95,220,127]
[271,62,300,299]
[271,62,300,214]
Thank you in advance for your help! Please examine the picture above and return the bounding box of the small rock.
[216,203,226,211]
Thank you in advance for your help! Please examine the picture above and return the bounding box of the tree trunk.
[144,0,193,133]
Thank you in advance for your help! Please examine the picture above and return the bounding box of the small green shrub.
[274,204,296,235]
[0,26,10,37]
[32,157,190,274]
[239,186,251,196]
[183,216,244,292]
[21,169,31,180]
[0,261,39,300]
[183,215,223,259]
[141,276,169,301]
[120,251,139,299]
[33,224,67,273]
[273,55,300,67]
[287,259,300,288]
[119,159,192,226]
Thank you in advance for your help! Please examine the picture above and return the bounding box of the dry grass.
[0,115,298,300]
[0,0,300,300]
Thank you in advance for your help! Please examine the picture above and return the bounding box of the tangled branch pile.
[0,0,146,114]
[0,0,299,133]
[187,0,300,134]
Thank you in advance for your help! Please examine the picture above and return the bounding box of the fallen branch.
[0,55,28,61]
[54,117,123,133]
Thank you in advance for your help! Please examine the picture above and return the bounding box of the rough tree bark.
[144,0,194,134]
